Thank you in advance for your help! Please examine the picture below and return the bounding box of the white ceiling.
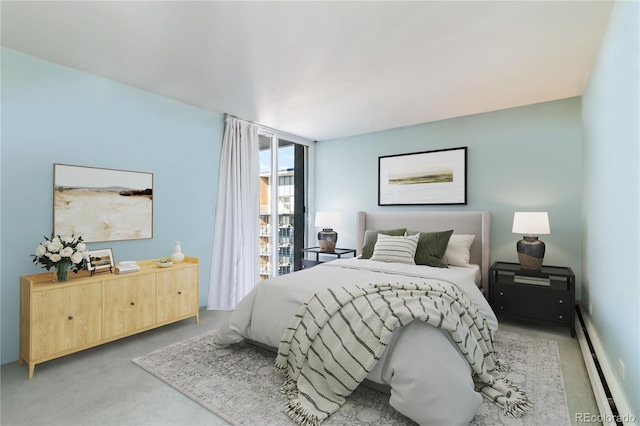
[1,1,614,141]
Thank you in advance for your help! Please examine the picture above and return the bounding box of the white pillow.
[445,234,475,266]
[370,233,419,265]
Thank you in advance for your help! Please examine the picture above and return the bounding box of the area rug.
[133,330,570,425]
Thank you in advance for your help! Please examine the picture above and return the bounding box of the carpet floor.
[133,329,570,425]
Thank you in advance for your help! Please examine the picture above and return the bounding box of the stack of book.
[115,264,140,274]
[514,274,550,286]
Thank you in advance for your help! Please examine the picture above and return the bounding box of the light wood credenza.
[19,256,199,378]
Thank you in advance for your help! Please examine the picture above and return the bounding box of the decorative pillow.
[445,234,475,266]
[406,230,454,268]
[370,233,419,265]
[360,228,407,259]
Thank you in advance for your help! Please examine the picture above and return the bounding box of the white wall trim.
[577,304,637,425]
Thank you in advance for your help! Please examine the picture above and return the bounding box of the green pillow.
[360,228,407,259]
[407,229,454,267]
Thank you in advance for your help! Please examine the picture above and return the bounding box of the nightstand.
[300,247,357,269]
[489,261,576,337]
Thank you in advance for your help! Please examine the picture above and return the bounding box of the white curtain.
[207,116,259,310]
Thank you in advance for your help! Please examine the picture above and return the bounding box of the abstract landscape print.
[378,147,467,206]
[53,164,153,243]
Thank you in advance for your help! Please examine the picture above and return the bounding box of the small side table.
[300,247,357,270]
[489,261,576,337]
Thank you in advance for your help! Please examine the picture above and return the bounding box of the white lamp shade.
[512,212,550,235]
[315,212,340,229]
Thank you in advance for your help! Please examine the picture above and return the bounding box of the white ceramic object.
[119,261,137,266]
[170,242,185,263]
[155,260,173,268]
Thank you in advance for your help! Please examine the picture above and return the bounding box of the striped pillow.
[370,233,419,265]
[360,228,407,259]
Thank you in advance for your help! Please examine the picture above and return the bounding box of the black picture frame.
[378,147,467,206]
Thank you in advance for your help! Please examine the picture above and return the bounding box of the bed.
[212,210,498,425]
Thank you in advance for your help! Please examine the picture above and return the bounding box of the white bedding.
[440,263,481,286]
[212,258,499,425]
[358,255,482,287]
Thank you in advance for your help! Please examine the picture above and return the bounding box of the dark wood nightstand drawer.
[493,283,571,305]
[493,293,572,325]
[301,259,321,269]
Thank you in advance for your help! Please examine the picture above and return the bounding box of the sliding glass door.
[258,132,310,281]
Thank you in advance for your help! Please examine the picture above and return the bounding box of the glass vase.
[55,263,69,282]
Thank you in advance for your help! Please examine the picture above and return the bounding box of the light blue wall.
[0,49,224,364]
[582,0,639,416]
[315,98,583,295]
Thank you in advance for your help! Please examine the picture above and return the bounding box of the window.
[258,131,313,280]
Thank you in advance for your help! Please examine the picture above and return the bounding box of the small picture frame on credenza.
[86,248,115,276]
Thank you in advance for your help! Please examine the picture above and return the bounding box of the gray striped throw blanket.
[275,281,532,425]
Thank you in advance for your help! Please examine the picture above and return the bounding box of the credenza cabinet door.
[31,282,102,359]
[156,268,198,323]
[103,274,156,339]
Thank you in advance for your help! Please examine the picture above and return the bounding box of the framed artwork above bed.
[378,147,467,206]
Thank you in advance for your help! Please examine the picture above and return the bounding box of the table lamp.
[315,212,340,252]
[512,212,550,270]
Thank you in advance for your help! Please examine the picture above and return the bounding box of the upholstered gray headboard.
[356,211,491,296]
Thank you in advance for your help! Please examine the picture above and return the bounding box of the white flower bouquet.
[31,234,89,281]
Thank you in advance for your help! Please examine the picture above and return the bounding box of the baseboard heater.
[575,304,633,426]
